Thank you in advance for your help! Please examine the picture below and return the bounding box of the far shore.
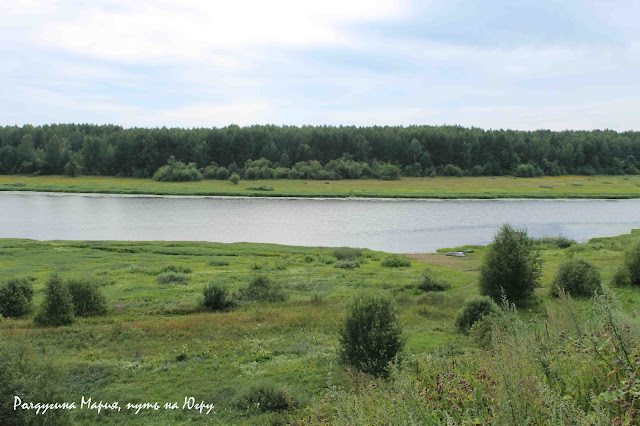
[1,174,639,199]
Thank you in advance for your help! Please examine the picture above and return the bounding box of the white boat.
[445,251,466,257]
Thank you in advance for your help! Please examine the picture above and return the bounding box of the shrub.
[67,277,109,316]
[332,247,362,261]
[238,276,287,302]
[441,164,464,177]
[156,272,189,284]
[380,255,411,267]
[533,235,575,248]
[550,258,601,298]
[160,265,192,274]
[479,224,542,305]
[229,173,240,184]
[417,268,451,292]
[0,277,33,318]
[340,293,403,377]
[455,296,501,334]
[234,383,295,412]
[334,260,360,269]
[34,273,75,326]
[203,283,235,311]
[612,267,632,287]
[152,156,202,182]
[624,243,640,286]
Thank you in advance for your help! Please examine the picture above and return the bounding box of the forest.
[1,124,639,180]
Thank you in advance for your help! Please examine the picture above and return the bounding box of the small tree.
[339,293,403,377]
[67,278,108,316]
[550,258,601,297]
[238,276,287,302]
[479,224,542,305]
[229,173,240,184]
[34,273,75,326]
[0,277,34,318]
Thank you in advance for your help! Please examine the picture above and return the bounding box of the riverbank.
[1,231,639,424]
[1,174,639,198]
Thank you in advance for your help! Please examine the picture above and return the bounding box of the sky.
[1,0,639,130]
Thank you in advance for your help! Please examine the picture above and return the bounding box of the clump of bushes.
[156,272,189,284]
[152,156,202,182]
[533,235,575,248]
[479,224,542,305]
[34,273,75,326]
[67,277,109,316]
[238,276,287,302]
[340,293,403,377]
[229,173,240,184]
[334,260,361,270]
[246,185,274,191]
[417,268,451,292]
[234,383,295,412]
[623,243,640,286]
[455,296,502,334]
[550,258,601,297]
[333,247,362,261]
[380,255,411,268]
[0,277,34,318]
[203,283,235,311]
[160,265,192,274]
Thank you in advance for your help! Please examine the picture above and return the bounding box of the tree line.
[1,123,639,178]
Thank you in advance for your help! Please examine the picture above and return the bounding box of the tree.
[34,273,75,326]
[479,224,542,305]
[339,293,403,377]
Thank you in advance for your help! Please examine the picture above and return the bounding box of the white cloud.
[3,0,407,63]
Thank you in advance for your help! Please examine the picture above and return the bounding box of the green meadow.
[1,174,640,198]
[2,230,640,424]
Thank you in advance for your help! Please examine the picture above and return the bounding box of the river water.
[1,192,639,253]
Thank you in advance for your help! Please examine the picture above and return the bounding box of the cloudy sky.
[2,0,639,130]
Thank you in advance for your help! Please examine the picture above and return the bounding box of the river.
[1,192,639,253]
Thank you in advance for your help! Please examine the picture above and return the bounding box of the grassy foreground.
[2,231,640,424]
[1,174,640,198]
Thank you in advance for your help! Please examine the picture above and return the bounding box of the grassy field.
[2,231,640,424]
[1,174,640,198]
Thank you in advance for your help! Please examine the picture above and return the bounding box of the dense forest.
[1,124,639,179]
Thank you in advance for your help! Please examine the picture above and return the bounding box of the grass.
[1,174,640,198]
[1,230,640,424]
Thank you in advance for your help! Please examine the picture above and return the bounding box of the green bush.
[160,264,192,274]
[156,272,189,284]
[612,267,632,287]
[340,293,403,377]
[334,260,361,269]
[0,277,33,318]
[229,173,240,184]
[34,273,75,326]
[234,383,295,412]
[533,235,575,248]
[152,156,202,182]
[479,224,542,305]
[380,255,411,267]
[624,243,640,286]
[332,247,362,261]
[441,163,464,177]
[417,268,451,292]
[455,296,501,334]
[67,277,109,316]
[203,283,235,311]
[550,258,601,297]
[238,276,287,302]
